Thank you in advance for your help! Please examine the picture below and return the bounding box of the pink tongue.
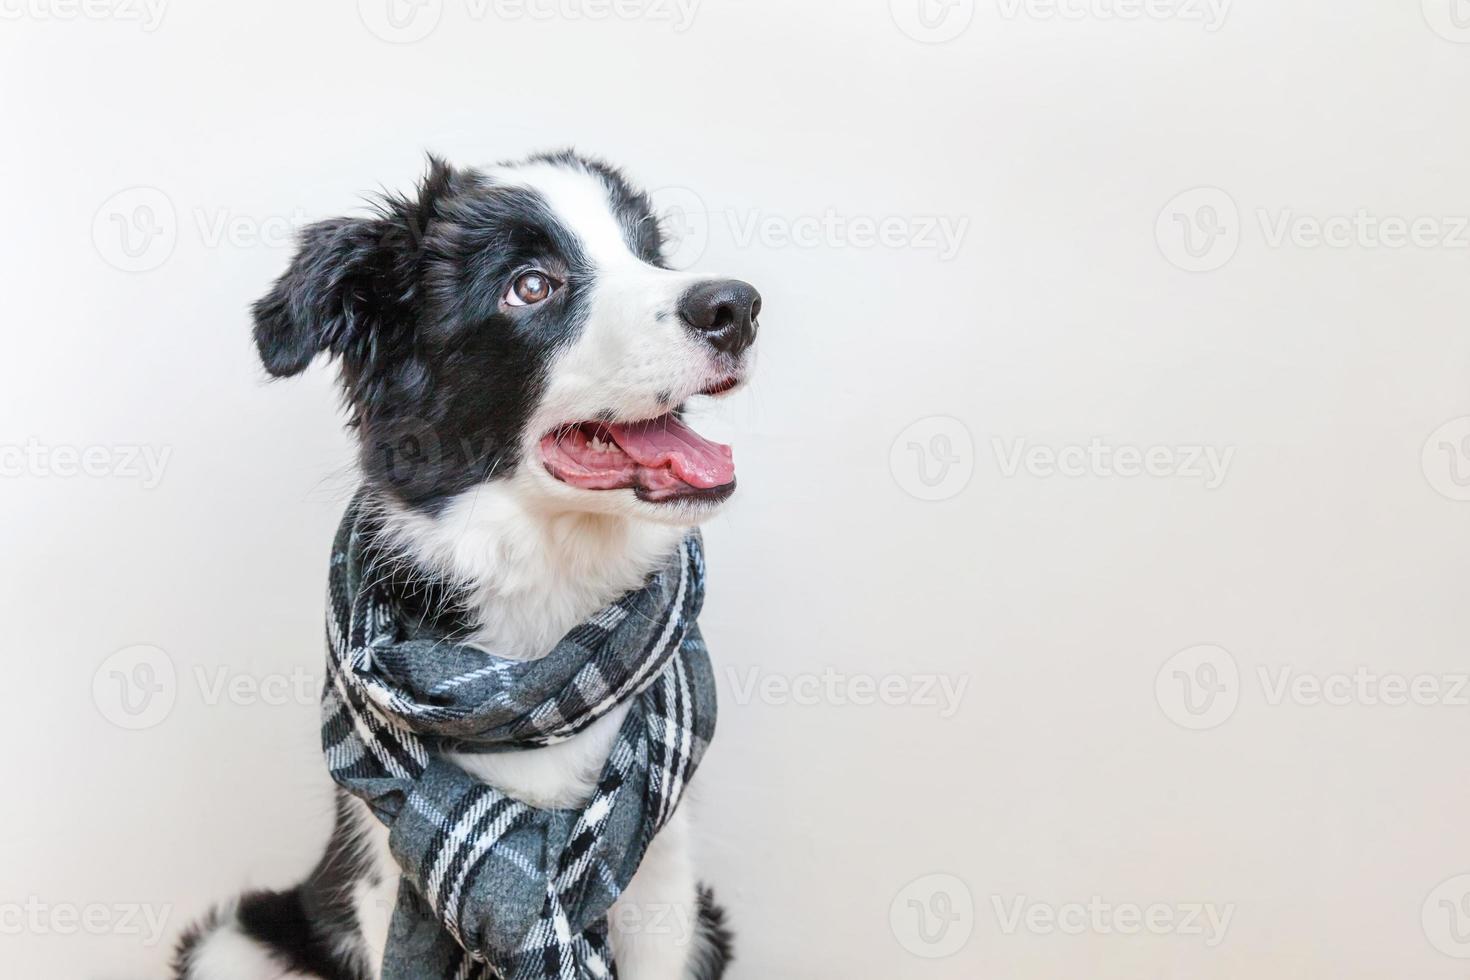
[607,415,735,490]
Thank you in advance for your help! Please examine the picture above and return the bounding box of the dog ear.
[251,217,394,377]
[250,155,465,378]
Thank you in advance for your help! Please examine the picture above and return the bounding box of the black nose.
[678,279,761,356]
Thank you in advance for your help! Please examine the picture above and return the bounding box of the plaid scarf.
[320,493,717,980]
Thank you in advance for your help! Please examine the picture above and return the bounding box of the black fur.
[692,886,735,980]
[234,888,360,980]
[251,151,667,512]
[174,795,376,980]
[171,903,225,978]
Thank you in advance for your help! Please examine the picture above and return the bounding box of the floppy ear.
[250,217,396,378]
[250,155,466,378]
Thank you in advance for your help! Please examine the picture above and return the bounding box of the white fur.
[184,914,320,980]
[376,471,685,661]
[345,800,395,972]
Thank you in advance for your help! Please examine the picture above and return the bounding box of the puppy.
[173,150,758,980]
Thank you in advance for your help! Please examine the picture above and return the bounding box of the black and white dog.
[174,151,757,980]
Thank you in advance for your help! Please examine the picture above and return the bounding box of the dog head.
[253,151,758,526]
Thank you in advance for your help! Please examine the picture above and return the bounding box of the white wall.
[5,1,1470,976]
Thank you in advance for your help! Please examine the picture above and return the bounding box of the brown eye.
[505,270,556,307]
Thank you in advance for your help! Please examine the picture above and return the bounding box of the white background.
[5,0,1470,976]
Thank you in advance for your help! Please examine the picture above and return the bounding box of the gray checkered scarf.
[320,492,717,980]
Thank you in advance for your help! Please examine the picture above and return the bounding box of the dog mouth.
[540,411,736,504]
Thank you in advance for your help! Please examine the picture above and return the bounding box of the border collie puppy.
[173,150,758,980]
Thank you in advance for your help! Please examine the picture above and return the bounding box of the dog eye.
[505,270,557,307]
